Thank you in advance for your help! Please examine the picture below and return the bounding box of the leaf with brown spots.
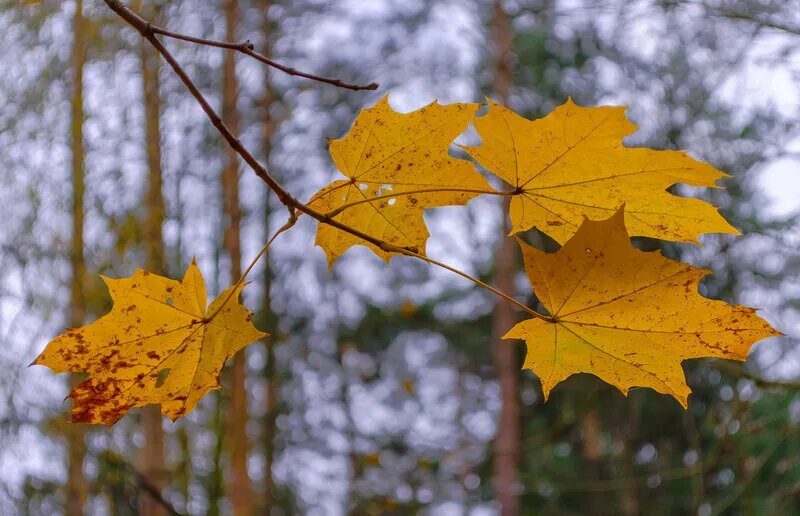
[33,260,265,425]
[308,95,493,265]
[505,208,780,406]
[464,98,740,244]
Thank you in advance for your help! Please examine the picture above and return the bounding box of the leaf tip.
[540,384,553,403]
[28,351,45,367]
[484,96,502,109]
[324,252,338,272]
[376,93,391,108]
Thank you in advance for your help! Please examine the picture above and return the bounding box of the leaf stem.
[205,215,297,323]
[322,187,512,219]
[400,249,555,323]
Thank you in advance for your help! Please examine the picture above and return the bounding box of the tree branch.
[714,361,800,390]
[101,451,184,516]
[707,7,800,37]
[104,0,378,91]
[102,0,554,324]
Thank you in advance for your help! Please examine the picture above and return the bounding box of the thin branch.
[139,8,378,90]
[104,2,402,250]
[103,0,554,324]
[709,431,788,516]
[712,9,800,37]
[241,46,378,92]
[714,361,800,390]
[101,451,184,516]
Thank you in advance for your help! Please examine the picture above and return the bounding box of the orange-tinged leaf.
[504,209,780,406]
[464,98,740,244]
[309,95,492,265]
[33,261,265,425]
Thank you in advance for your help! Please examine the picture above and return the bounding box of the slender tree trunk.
[262,341,278,505]
[258,1,280,511]
[208,392,225,516]
[260,115,280,508]
[330,280,359,512]
[262,322,278,512]
[580,409,604,515]
[615,400,640,516]
[66,1,89,513]
[208,228,225,516]
[221,1,252,513]
[176,423,191,507]
[488,1,521,514]
[456,364,476,509]
[136,1,168,514]
[169,103,192,509]
[684,409,705,513]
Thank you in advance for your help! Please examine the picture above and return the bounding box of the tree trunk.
[263,326,278,513]
[580,409,605,515]
[137,1,168,513]
[258,1,280,512]
[208,392,225,516]
[221,1,252,513]
[615,400,640,516]
[488,1,521,515]
[66,1,89,513]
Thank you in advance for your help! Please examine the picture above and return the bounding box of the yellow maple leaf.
[505,209,780,406]
[33,261,265,425]
[464,98,740,244]
[308,96,492,265]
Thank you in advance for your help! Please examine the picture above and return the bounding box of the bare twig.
[713,9,800,37]
[102,0,554,323]
[101,451,184,516]
[714,361,800,390]
[240,45,379,92]
[104,2,398,248]
[112,1,378,90]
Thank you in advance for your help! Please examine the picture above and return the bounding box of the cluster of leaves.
[34,96,780,425]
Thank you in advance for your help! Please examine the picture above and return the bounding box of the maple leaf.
[308,96,492,265]
[505,209,780,406]
[464,98,740,244]
[33,261,265,425]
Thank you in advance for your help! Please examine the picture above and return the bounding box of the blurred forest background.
[1,0,800,514]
